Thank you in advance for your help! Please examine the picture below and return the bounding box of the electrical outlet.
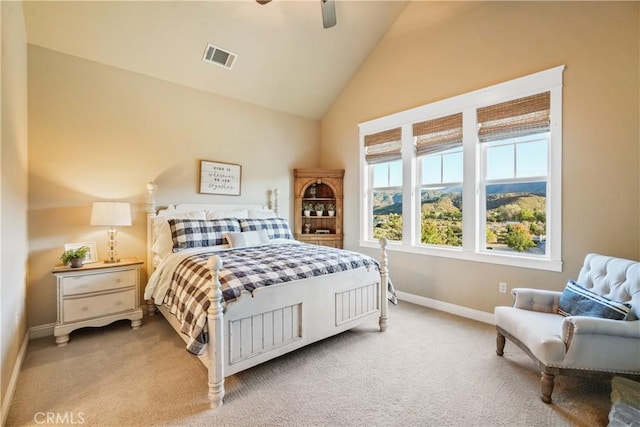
[499,282,507,293]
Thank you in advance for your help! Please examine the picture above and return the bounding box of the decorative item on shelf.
[309,184,317,198]
[60,246,90,268]
[314,203,324,217]
[315,229,331,234]
[326,203,335,217]
[90,201,132,263]
[304,223,311,234]
[302,202,313,217]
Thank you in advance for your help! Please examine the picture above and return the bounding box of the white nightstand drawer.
[62,269,136,296]
[63,288,136,323]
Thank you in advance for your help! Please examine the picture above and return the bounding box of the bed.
[144,183,392,408]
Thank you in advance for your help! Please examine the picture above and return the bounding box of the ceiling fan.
[256,0,337,29]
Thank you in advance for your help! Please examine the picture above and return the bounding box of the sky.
[373,133,548,188]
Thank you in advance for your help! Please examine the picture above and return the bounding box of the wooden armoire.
[293,168,344,248]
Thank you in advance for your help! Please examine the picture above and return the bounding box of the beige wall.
[1,0,29,415]
[27,46,320,327]
[14,0,640,345]
[320,1,640,313]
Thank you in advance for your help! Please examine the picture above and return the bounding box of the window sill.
[360,240,562,272]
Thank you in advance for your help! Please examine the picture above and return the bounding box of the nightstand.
[52,258,144,346]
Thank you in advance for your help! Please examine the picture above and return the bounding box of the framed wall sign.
[199,160,242,195]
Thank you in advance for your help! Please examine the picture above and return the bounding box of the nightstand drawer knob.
[81,307,89,312]
[116,301,122,306]
[115,278,122,283]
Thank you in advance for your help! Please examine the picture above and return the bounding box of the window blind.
[413,113,463,156]
[364,127,402,164]
[477,92,550,143]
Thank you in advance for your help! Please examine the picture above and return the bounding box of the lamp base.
[105,228,120,264]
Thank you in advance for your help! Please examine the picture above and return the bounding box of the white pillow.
[224,230,270,248]
[248,209,277,219]
[152,211,206,262]
[206,209,249,220]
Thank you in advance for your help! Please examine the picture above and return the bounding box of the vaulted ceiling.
[23,1,408,120]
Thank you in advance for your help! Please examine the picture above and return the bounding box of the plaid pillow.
[239,218,293,240]
[169,219,241,251]
[558,280,632,320]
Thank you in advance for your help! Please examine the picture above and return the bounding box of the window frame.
[369,160,403,242]
[359,66,564,272]
[417,146,464,248]
[480,134,550,255]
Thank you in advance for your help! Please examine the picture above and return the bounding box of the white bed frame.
[145,183,389,408]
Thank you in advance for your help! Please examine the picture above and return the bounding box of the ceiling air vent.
[202,43,237,70]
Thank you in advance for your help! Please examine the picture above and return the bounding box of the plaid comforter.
[162,243,380,355]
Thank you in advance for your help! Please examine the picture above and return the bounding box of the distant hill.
[373,181,545,215]
[486,182,545,195]
[373,190,402,215]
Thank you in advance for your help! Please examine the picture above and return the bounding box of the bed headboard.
[145,182,280,272]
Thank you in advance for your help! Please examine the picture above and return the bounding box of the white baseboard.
[396,291,495,325]
[1,331,29,426]
[29,323,55,339]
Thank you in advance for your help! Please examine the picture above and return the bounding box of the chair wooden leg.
[496,331,506,356]
[541,371,554,403]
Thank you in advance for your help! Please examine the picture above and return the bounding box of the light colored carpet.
[7,302,611,426]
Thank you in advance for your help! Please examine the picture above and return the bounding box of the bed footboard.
[204,238,390,409]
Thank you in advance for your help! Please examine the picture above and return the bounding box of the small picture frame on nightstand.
[64,242,98,264]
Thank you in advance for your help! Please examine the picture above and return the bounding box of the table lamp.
[90,202,132,263]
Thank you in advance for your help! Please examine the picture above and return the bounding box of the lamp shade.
[90,202,132,226]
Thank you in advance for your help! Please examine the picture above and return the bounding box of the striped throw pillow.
[558,280,632,320]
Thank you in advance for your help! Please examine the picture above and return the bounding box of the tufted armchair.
[494,253,640,403]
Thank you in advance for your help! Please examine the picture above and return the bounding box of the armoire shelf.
[293,168,344,248]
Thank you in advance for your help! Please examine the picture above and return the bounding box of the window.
[415,113,464,248]
[359,66,564,271]
[364,128,403,241]
[478,92,550,256]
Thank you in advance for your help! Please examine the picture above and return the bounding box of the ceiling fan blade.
[321,0,336,29]
[256,0,272,4]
